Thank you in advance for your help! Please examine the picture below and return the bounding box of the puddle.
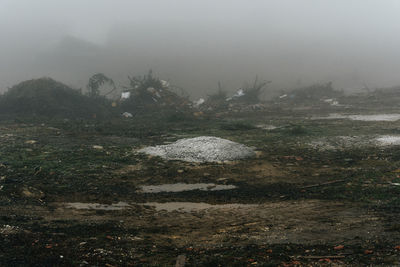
[65,202,131,210]
[255,124,277,130]
[347,114,400,121]
[314,113,400,121]
[376,136,400,146]
[138,183,237,193]
[63,201,256,213]
[142,202,257,212]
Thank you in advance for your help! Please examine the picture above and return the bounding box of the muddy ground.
[2,103,400,266]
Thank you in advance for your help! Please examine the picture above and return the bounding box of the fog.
[1,0,400,98]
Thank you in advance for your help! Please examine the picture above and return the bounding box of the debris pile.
[340,85,400,107]
[120,70,191,114]
[0,77,111,118]
[202,86,229,111]
[199,77,270,113]
[228,76,271,104]
[139,136,255,162]
[277,82,343,106]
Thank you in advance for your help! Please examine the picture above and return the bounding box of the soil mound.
[139,136,255,162]
[0,77,110,118]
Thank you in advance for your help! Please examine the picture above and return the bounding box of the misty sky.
[1,0,400,98]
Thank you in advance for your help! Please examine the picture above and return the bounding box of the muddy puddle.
[142,202,257,212]
[313,113,400,121]
[64,201,255,212]
[255,124,277,130]
[65,202,131,210]
[137,183,237,193]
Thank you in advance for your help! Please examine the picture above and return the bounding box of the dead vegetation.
[277,82,344,106]
[231,76,271,104]
[120,70,191,115]
[203,82,229,111]
[86,73,116,98]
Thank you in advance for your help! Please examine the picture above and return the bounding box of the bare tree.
[87,73,116,97]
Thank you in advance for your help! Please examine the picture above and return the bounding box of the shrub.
[0,77,112,119]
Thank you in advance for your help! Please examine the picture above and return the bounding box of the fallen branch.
[301,179,345,189]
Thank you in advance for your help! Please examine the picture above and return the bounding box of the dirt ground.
[2,104,400,266]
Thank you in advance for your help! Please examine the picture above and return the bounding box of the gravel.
[139,136,255,162]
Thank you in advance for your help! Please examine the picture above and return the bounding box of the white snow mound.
[139,136,255,162]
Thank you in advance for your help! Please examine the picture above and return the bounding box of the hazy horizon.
[1,0,400,98]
